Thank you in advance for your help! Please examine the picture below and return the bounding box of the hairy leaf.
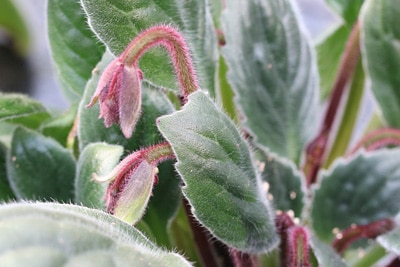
[0,202,192,267]
[256,150,306,217]
[221,0,319,163]
[0,94,50,128]
[312,150,400,241]
[361,0,400,128]
[158,91,278,253]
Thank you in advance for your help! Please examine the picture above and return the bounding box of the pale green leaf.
[0,202,192,267]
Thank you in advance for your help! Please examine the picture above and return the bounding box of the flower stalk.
[86,25,199,138]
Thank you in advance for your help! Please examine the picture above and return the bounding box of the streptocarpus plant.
[1,0,400,266]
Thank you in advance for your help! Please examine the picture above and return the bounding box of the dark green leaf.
[157,91,278,253]
[0,142,14,201]
[78,51,175,152]
[81,0,218,96]
[0,93,50,128]
[47,0,105,101]
[221,0,319,163]
[256,150,306,217]
[7,127,76,202]
[312,150,400,241]
[361,0,400,128]
[0,202,192,266]
[75,143,123,209]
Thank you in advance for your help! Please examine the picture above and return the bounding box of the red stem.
[332,218,395,254]
[348,128,400,155]
[183,198,220,267]
[303,21,361,186]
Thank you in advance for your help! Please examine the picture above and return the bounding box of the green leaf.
[7,127,76,202]
[0,0,29,55]
[0,142,15,201]
[312,149,400,242]
[0,202,192,267]
[81,0,218,96]
[75,143,123,209]
[361,0,400,128]
[325,0,364,25]
[157,91,278,253]
[41,103,78,147]
[78,51,175,152]
[310,234,348,267]
[256,150,306,217]
[221,0,319,163]
[47,0,105,101]
[0,93,50,128]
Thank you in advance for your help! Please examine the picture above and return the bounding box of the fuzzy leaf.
[47,0,105,101]
[0,94,50,128]
[7,127,76,202]
[256,150,306,217]
[221,0,319,163]
[0,202,192,267]
[361,0,400,128]
[75,143,123,209]
[157,91,278,253]
[312,150,400,241]
[80,0,218,96]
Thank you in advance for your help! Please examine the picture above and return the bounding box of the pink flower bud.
[93,150,155,224]
[86,59,143,138]
[91,142,174,224]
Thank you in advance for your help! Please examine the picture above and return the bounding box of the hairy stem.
[120,25,199,100]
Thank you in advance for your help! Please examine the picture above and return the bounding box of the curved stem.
[348,128,400,155]
[120,25,199,100]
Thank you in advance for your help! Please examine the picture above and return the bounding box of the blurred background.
[0,0,338,112]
